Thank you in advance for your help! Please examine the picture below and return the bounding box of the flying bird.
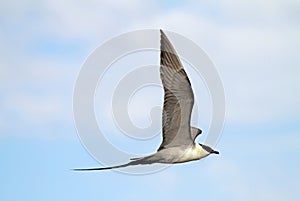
[74,30,219,171]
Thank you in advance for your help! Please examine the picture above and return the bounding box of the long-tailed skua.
[74,30,219,171]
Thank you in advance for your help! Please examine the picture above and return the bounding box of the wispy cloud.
[1,0,299,137]
[1,2,299,201]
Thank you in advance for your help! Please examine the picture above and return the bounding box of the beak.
[211,150,219,154]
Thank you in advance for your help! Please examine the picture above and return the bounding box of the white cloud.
[133,3,300,125]
[4,92,68,125]
[0,0,299,138]
[217,26,300,125]
[0,2,298,201]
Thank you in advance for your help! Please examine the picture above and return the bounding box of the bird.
[73,29,219,171]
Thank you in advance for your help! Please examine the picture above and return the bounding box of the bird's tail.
[72,155,155,171]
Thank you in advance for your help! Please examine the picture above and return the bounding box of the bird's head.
[199,143,219,155]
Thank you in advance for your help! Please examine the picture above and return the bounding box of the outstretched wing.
[158,30,194,151]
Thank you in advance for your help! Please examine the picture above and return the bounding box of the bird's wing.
[158,30,194,151]
[190,127,202,141]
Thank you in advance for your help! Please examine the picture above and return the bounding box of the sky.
[1,0,300,200]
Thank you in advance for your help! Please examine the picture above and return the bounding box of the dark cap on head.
[199,143,219,154]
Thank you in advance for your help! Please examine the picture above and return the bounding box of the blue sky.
[1,0,300,201]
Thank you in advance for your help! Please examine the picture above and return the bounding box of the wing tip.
[160,29,164,49]
[159,29,178,56]
[160,29,169,48]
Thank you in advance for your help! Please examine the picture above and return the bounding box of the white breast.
[177,144,210,163]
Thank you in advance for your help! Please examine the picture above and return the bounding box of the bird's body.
[175,143,209,163]
[138,143,208,164]
[74,30,219,171]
